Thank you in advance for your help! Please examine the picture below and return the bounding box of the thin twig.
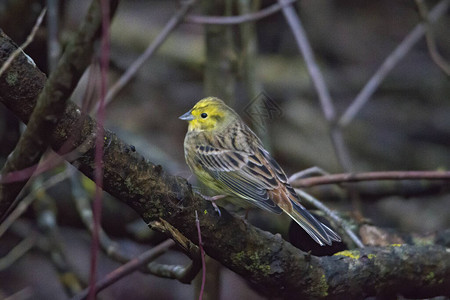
[3,287,34,300]
[295,189,364,248]
[195,210,206,300]
[33,175,84,297]
[0,170,69,238]
[288,166,329,183]
[278,0,359,219]
[339,0,450,126]
[329,128,353,172]
[146,260,201,283]
[0,234,37,271]
[0,136,95,184]
[70,170,129,263]
[46,0,61,72]
[185,0,297,25]
[72,239,175,300]
[415,0,450,76]
[277,0,353,171]
[100,0,196,110]
[278,0,334,122]
[149,218,203,282]
[291,170,450,188]
[0,8,46,76]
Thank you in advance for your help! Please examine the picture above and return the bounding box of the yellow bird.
[180,97,341,246]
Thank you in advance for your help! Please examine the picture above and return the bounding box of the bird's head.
[179,97,237,132]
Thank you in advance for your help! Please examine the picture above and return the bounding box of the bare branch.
[291,170,450,188]
[339,0,450,126]
[70,170,130,263]
[185,0,296,25]
[46,0,61,72]
[415,0,450,76]
[0,170,68,238]
[278,0,334,123]
[295,189,365,248]
[0,8,46,76]
[0,234,36,271]
[72,239,175,300]
[278,0,353,171]
[102,0,197,109]
[33,176,84,297]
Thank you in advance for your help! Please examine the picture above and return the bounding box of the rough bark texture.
[0,31,449,299]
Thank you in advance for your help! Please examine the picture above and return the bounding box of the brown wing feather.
[187,124,283,213]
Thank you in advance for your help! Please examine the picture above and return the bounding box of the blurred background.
[0,0,449,299]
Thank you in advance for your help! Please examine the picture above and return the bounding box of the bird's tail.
[276,187,341,246]
[269,183,341,246]
[283,203,341,246]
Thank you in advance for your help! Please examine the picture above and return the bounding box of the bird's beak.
[179,110,195,121]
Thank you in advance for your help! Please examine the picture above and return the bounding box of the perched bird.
[179,97,341,246]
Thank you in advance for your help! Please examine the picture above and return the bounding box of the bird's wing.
[195,135,341,246]
[194,142,283,214]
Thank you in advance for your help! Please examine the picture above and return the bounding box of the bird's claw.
[197,193,225,217]
[210,201,222,217]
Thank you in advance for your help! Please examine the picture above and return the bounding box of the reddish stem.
[195,211,206,300]
[88,0,110,299]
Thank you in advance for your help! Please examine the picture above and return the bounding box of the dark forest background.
[0,0,449,299]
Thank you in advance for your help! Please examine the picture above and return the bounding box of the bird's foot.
[196,193,226,216]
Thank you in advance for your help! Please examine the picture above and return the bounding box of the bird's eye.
[201,113,208,119]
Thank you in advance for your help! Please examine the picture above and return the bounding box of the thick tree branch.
[0,32,449,299]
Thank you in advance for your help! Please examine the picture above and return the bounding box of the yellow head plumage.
[179,97,237,132]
